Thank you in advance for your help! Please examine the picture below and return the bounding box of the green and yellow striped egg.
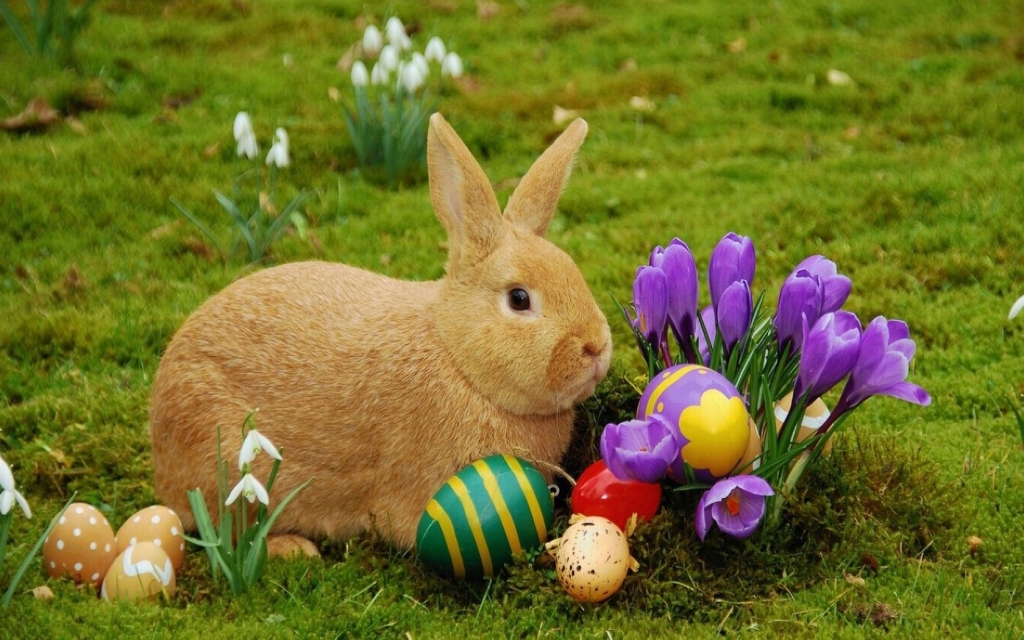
[416,455,554,580]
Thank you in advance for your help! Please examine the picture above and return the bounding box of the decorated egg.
[555,516,634,603]
[571,460,661,531]
[774,392,833,454]
[637,364,751,482]
[417,455,553,580]
[43,502,117,588]
[731,418,763,475]
[100,541,176,602]
[116,505,185,570]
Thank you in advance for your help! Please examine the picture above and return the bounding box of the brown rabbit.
[149,114,612,550]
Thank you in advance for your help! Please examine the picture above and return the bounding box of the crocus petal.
[633,266,669,346]
[711,497,763,539]
[774,270,822,354]
[600,416,677,483]
[717,280,753,352]
[694,492,714,541]
[696,305,716,365]
[709,233,755,311]
[794,311,861,403]
[1011,294,1024,320]
[793,255,851,313]
[658,239,699,344]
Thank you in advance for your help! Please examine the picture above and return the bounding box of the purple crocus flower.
[600,414,679,484]
[694,475,774,540]
[633,265,669,347]
[650,239,699,348]
[792,311,862,405]
[696,305,716,365]
[716,280,753,353]
[825,317,931,428]
[774,256,851,355]
[708,233,755,312]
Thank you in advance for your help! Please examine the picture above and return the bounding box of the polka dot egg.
[115,505,185,570]
[43,502,117,588]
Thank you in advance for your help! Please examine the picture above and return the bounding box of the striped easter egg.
[416,455,554,580]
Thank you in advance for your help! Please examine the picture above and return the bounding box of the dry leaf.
[827,68,854,86]
[618,58,638,72]
[967,535,982,556]
[202,142,221,159]
[844,572,866,587]
[31,586,54,600]
[844,125,861,139]
[1,97,61,132]
[65,116,87,135]
[327,86,342,103]
[379,253,392,265]
[259,191,278,216]
[726,37,747,53]
[477,0,500,20]
[336,42,361,72]
[552,105,579,125]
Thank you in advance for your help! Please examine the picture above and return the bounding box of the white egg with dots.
[115,505,186,570]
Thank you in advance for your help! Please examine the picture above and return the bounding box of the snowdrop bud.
[412,52,429,78]
[370,62,389,85]
[441,51,463,78]
[424,36,446,62]
[379,44,399,72]
[265,128,290,168]
[400,61,425,93]
[233,111,254,142]
[385,17,410,50]
[351,60,369,87]
[362,24,382,56]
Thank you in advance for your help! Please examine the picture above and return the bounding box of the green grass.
[2,0,1024,636]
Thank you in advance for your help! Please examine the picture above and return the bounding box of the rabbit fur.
[149,113,612,550]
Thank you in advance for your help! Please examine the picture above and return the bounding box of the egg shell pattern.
[555,516,631,603]
[416,455,553,580]
[43,502,117,588]
[774,392,833,454]
[116,505,185,570]
[101,541,177,602]
[637,364,750,482]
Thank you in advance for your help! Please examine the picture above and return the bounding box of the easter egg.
[115,505,186,570]
[774,392,833,454]
[416,455,553,580]
[570,460,661,531]
[100,541,176,602]
[637,364,751,483]
[731,418,763,475]
[555,516,632,603]
[43,502,117,588]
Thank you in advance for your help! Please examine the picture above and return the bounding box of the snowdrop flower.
[441,51,463,78]
[265,128,290,168]
[238,427,282,469]
[225,473,270,506]
[379,44,399,72]
[400,61,426,93]
[411,52,429,79]
[385,17,410,50]
[0,456,31,518]
[362,24,383,57]
[351,60,369,88]
[1010,294,1024,320]
[233,111,258,160]
[370,62,389,85]
[424,36,446,63]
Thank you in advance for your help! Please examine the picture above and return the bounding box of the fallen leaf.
[1,97,61,132]
[259,191,278,216]
[63,264,88,293]
[328,86,342,103]
[202,142,222,159]
[477,0,500,20]
[726,37,747,53]
[967,535,982,556]
[844,125,861,139]
[336,42,360,73]
[827,68,854,86]
[844,572,866,587]
[65,116,87,135]
[618,58,638,72]
[552,105,579,125]
[31,586,54,600]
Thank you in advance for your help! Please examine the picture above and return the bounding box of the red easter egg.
[570,460,661,531]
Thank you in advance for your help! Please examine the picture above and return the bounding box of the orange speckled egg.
[101,541,176,602]
[43,502,117,588]
[555,516,632,603]
[116,505,185,570]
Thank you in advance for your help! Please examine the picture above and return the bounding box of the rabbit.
[149,113,613,551]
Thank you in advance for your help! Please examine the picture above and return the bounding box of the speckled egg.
[774,392,833,453]
[637,364,751,483]
[116,505,185,570]
[100,541,176,602]
[555,516,632,603]
[43,502,117,588]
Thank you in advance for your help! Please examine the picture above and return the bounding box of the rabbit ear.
[428,113,503,268]
[503,118,588,237]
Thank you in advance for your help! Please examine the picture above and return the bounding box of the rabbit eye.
[508,288,531,311]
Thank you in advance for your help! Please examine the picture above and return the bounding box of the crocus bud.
[793,311,861,404]
[633,265,669,347]
[709,233,755,311]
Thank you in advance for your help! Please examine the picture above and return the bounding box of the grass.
[2,0,1024,636]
